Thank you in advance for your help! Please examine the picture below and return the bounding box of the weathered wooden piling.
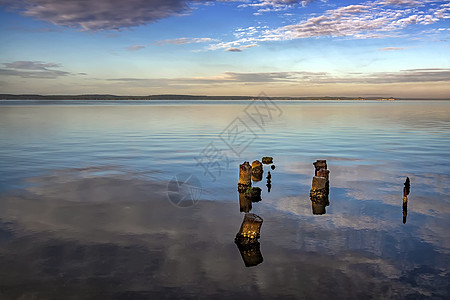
[403,177,410,204]
[316,169,329,180]
[311,176,327,190]
[313,159,327,176]
[252,160,263,173]
[238,161,252,192]
[251,160,263,182]
[310,160,330,213]
[402,177,410,224]
[235,213,263,244]
[403,177,410,197]
[262,156,273,164]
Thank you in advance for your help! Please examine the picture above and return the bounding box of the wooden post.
[238,161,252,192]
[262,156,273,164]
[403,177,410,198]
[313,160,327,176]
[310,160,330,213]
[235,213,263,243]
[317,169,329,180]
[251,160,263,182]
[311,176,327,190]
[402,177,410,224]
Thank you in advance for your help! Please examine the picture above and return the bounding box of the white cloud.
[208,0,449,50]
[380,47,405,50]
[126,45,146,51]
[241,0,321,12]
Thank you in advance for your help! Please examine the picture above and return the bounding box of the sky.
[0,0,449,98]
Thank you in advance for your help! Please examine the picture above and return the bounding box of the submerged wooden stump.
[261,157,273,164]
[235,213,263,244]
[238,161,252,192]
[245,187,262,202]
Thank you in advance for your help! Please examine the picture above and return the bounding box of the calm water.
[0,100,449,299]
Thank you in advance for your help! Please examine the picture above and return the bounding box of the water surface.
[0,100,449,299]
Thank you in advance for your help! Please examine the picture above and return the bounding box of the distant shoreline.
[0,94,449,101]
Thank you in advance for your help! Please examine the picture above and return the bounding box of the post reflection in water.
[266,171,272,193]
[310,160,330,215]
[235,240,263,267]
[239,192,252,213]
[403,177,410,224]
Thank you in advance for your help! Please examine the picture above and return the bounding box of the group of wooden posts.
[235,157,330,267]
[235,157,272,267]
[235,158,411,266]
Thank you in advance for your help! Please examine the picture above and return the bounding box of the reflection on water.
[235,240,263,268]
[238,191,252,212]
[403,177,410,224]
[266,171,272,193]
[0,100,450,298]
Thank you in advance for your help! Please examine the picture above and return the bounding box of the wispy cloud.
[310,68,450,84]
[105,69,450,87]
[0,61,72,78]
[239,0,321,13]
[225,48,243,52]
[225,44,258,52]
[155,37,214,45]
[380,47,405,51]
[126,45,147,51]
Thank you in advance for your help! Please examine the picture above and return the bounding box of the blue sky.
[0,0,449,97]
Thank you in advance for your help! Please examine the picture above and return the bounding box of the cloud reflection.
[0,166,449,298]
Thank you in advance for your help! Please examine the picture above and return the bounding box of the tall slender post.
[238,161,252,192]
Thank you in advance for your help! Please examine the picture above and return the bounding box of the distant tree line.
[0,94,445,100]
